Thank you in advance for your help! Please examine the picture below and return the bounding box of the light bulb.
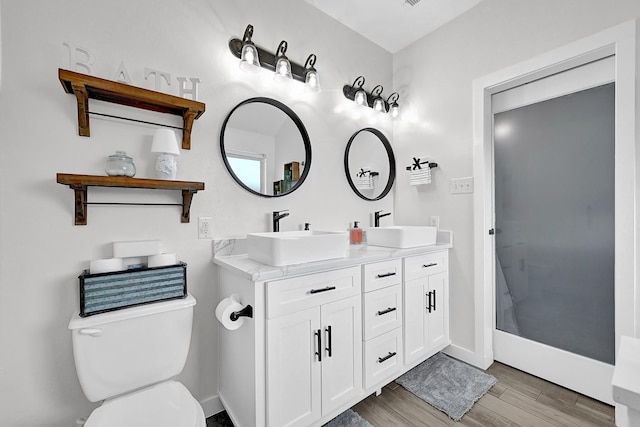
[355,90,367,106]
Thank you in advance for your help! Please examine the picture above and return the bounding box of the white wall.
[0,1,392,425]
[392,0,640,356]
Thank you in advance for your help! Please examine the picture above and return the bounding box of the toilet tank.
[68,295,196,402]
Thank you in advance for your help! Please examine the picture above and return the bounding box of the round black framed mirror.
[220,97,312,197]
[344,128,396,201]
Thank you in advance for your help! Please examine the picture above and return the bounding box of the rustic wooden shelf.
[58,69,206,149]
[57,173,205,225]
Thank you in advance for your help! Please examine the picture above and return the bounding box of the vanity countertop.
[212,230,453,281]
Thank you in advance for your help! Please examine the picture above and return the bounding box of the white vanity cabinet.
[403,251,449,366]
[265,266,362,427]
[213,233,452,427]
[361,259,403,390]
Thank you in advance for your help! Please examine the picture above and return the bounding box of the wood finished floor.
[352,362,615,427]
[206,361,615,426]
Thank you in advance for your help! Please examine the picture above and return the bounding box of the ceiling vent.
[405,0,421,5]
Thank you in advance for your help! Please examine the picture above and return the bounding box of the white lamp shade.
[304,70,320,93]
[151,129,181,156]
[240,44,260,72]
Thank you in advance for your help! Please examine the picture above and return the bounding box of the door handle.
[314,329,322,362]
[325,326,332,358]
[426,291,432,313]
[432,289,437,312]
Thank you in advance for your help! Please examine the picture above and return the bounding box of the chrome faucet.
[272,210,290,232]
[374,210,391,227]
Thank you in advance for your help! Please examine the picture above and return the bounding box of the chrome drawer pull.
[377,351,397,363]
[376,272,397,278]
[377,307,397,316]
[309,286,336,294]
[423,263,437,268]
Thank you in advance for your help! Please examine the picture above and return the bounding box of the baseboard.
[200,394,225,418]
[444,344,493,370]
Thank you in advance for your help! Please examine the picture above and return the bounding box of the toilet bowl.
[69,294,205,427]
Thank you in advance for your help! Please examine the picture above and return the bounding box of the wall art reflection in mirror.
[220,97,312,197]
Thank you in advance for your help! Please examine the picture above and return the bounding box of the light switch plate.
[450,177,474,194]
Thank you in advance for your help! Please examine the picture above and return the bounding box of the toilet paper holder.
[230,304,253,321]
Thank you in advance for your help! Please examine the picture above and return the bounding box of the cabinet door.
[320,295,362,416]
[267,307,321,427]
[426,271,447,351]
[403,278,428,366]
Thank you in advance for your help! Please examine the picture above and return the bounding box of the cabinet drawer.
[364,328,402,389]
[266,266,361,318]
[363,284,402,340]
[404,251,446,281]
[362,259,402,292]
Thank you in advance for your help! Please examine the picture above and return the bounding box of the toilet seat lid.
[84,381,204,427]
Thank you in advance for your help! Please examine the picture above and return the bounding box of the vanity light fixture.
[303,54,320,93]
[274,41,293,82]
[343,76,368,106]
[371,85,386,113]
[387,92,400,118]
[239,25,261,73]
[343,77,401,116]
[229,24,321,92]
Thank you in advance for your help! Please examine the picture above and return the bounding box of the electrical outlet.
[429,216,440,229]
[198,217,212,239]
[450,177,474,194]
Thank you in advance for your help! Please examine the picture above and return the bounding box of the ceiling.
[303,0,483,53]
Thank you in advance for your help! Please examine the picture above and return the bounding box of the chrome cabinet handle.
[310,286,336,294]
[377,307,397,316]
[377,351,397,363]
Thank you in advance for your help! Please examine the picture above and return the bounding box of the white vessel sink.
[247,230,348,266]
[365,226,438,248]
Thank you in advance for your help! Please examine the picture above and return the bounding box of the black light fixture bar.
[343,76,400,114]
[229,27,311,84]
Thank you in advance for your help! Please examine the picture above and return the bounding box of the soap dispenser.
[350,221,363,245]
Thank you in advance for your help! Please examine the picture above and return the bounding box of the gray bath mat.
[324,408,372,427]
[396,352,497,421]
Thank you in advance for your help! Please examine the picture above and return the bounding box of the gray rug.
[323,409,372,427]
[396,352,497,421]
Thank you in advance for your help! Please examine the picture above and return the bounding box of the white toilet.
[68,294,206,427]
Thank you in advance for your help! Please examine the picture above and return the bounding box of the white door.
[491,56,617,404]
[320,295,362,416]
[266,307,321,427]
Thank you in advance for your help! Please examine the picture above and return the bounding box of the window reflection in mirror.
[220,98,311,197]
[344,128,396,201]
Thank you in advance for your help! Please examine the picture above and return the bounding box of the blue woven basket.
[78,262,187,317]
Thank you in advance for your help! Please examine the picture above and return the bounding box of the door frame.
[472,19,638,404]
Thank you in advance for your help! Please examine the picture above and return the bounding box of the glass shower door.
[492,58,616,402]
